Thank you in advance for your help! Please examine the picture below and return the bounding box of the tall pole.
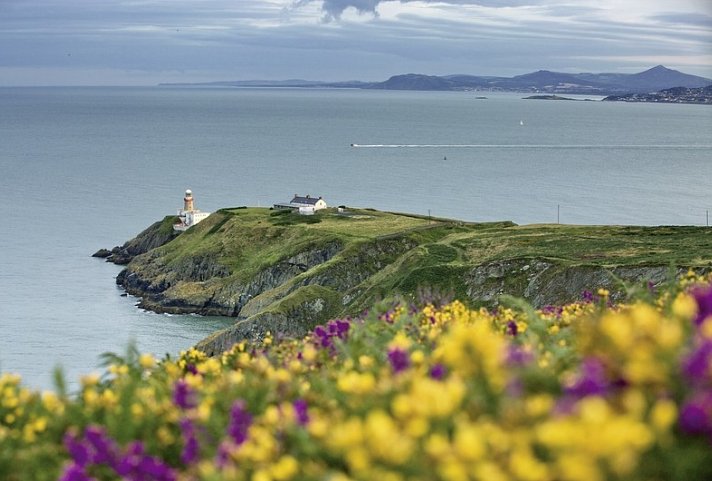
[557,204,560,224]
[707,209,709,227]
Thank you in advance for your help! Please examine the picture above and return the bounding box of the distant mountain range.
[161,65,712,95]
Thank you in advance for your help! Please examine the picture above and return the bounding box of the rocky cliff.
[93,216,180,265]
[98,208,712,354]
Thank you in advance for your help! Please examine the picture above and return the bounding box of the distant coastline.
[603,85,712,105]
[160,65,712,96]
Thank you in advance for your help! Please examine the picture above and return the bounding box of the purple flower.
[84,426,119,468]
[429,364,447,380]
[115,441,176,481]
[313,325,332,349]
[581,290,594,303]
[506,320,518,336]
[682,340,712,384]
[693,286,712,326]
[179,418,199,465]
[679,399,711,435]
[63,432,90,467]
[215,442,231,469]
[313,319,351,351]
[63,427,176,481]
[540,305,563,316]
[293,399,309,426]
[173,379,196,410]
[59,464,95,481]
[565,357,609,398]
[506,345,533,366]
[388,348,410,374]
[332,319,350,339]
[228,400,252,445]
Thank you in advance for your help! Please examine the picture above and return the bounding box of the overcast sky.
[1,0,711,86]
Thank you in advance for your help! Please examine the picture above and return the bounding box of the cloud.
[292,0,541,20]
[1,0,710,85]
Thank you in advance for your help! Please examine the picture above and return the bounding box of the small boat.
[520,120,525,126]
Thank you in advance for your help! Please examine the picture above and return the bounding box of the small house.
[274,194,328,214]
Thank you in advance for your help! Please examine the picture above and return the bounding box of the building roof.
[290,195,323,206]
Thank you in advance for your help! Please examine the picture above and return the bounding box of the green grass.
[454,224,712,267]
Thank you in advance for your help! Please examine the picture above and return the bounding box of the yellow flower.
[337,371,375,395]
[139,353,156,369]
[651,399,677,432]
[80,373,101,388]
[270,455,299,480]
[453,423,485,462]
[672,292,697,320]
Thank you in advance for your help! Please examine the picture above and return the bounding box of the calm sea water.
[1,87,711,389]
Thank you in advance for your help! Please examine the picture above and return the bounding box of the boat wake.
[350,144,712,149]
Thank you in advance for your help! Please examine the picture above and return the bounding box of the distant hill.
[367,73,455,91]
[160,66,712,94]
[614,65,712,91]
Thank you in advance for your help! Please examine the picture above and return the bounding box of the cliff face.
[93,216,180,265]
[100,208,712,354]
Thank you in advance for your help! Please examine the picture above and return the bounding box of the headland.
[96,206,712,355]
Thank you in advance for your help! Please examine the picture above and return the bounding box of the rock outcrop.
[93,216,180,265]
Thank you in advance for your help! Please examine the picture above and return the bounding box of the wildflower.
[293,399,309,426]
[678,398,711,435]
[59,464,94,481]
[173,379,196,410]
[565,357,609,398]
[313,319,350,350]
[84,426,119,467]
[681,340,712,384]
[63,432,90,467]
[179,418,199,465]
[139,353,156,370]
[228,400,252,445]
[506,345,533,366]
[115,441,176,481]
[313,325,331,348]
[429,364,447,380]
[388,347,410,374]
[693,286,712,326]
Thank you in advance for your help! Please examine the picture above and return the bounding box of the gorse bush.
[2,272,712,481]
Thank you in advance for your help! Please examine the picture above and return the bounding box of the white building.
[174,189,211,231]
[273,194,328,215]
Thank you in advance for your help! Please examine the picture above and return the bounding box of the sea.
[1,86,711,390]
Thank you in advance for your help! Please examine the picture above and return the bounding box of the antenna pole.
[557,204,560,224]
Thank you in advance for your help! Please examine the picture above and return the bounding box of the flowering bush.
[2,272,712,481]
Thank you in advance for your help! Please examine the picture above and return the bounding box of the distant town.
[603,85,712,105]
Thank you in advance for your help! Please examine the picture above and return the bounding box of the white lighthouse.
[174,189,211,231]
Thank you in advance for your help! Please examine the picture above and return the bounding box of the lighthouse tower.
[183,189,195,211]
[174,189,211,231]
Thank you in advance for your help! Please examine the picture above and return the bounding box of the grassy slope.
[130,208,712,320]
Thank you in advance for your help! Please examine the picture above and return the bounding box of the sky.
[1,0,711,86]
